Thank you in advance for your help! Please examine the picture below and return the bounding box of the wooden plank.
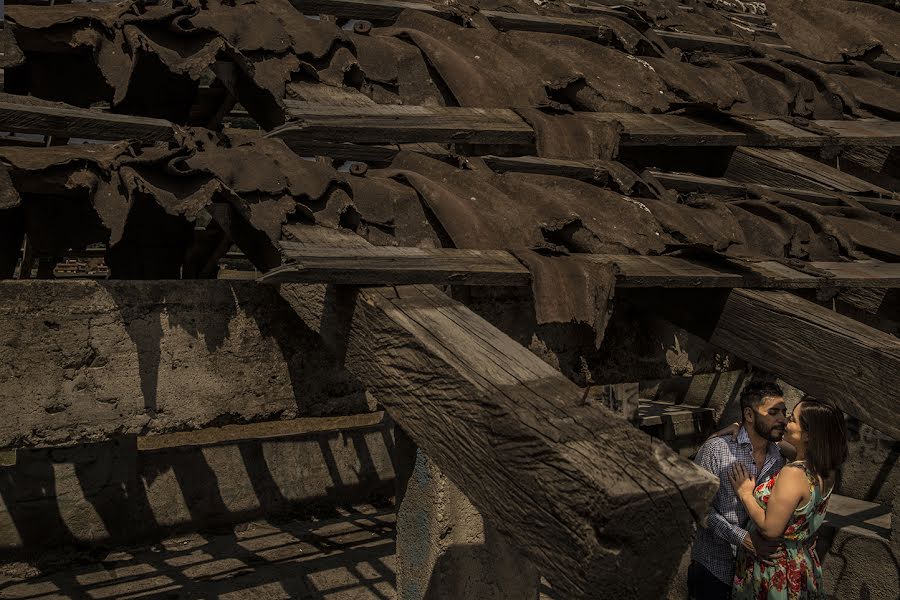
[0,94,892,166]
[811,261,900,287]
[294,0,612,38]
[275,224,719,599]
[0,100,175,143]
[280,103,535,145]
[707,289,900,440]
[270,105,900,148]
[726,147,894,195]
[480,155,606,180]
[264,244,532,286]
[257,240,900,289]
[648,170,900,216]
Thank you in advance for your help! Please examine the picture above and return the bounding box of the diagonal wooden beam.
[273,224,718,598]
[655,288,900,440]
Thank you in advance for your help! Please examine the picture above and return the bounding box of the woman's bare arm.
[729,463,807,539]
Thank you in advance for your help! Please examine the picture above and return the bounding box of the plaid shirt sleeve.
[694,439,748,548]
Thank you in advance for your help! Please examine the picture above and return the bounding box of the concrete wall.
[394,433,540,600]
[0,280,371,447]
[0,416,395,560]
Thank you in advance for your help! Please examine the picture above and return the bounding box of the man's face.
[749,395,787,442]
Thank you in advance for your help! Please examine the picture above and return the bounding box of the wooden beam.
[480,155,610,181]
[0,93,890,151]
[261,243,900,289]
[274,227,718,599]
[271,104,900,148]
[293,0,612,39]
[725,147,895,195]
[704,289,900,440]
[648,170,900,216]
[265,244,533,286]
[0,99,175,143]
[280,103,534,145]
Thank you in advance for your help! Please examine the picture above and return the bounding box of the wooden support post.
[652,289,900,441]
[268,224,719,600]
[270,226,718,599]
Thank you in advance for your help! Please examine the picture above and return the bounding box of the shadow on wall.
[0,422,396,563]
[103,281,372,420]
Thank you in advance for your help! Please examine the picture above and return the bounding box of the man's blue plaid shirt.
[691,426,784,585]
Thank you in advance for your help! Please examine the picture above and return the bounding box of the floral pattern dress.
[733,462,831,600]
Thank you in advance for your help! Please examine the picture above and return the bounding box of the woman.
[728,398,848,600]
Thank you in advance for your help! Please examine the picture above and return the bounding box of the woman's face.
[785,402,805,448]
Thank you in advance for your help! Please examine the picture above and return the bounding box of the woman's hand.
[729,462,755,499]
[708,422,740,441]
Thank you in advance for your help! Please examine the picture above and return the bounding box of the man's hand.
[742,530,783,562]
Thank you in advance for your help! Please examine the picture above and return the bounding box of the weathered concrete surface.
[0,505,397,599]
[838,421,899,503]
[0,417,395,558]
[0,280,371,447]
[396,442,540,600]
[819,495,898,600]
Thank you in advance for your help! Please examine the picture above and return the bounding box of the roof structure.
[0,0,898,598]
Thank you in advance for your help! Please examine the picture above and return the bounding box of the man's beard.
[754,419,785,442]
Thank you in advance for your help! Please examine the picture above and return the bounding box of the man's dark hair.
[797,397,849,477]
[739,381,784,417]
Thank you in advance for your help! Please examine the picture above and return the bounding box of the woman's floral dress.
[733,462,831,600]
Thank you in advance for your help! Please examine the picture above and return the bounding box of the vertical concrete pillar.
[394,428,541,600]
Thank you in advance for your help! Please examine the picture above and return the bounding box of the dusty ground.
[0,506,396,600]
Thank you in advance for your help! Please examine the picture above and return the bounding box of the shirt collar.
[737,425,752,446]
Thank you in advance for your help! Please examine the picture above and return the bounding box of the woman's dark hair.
[797,396,849,476]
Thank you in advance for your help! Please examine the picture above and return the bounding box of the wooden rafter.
[262,244,900,289]
[646,171,900,216]
[274,104,900,148]
[0,100,174,143]
[0,94,896,151]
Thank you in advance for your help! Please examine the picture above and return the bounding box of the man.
[688,381,788,599]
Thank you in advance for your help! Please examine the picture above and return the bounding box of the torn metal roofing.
[0,0,898,342]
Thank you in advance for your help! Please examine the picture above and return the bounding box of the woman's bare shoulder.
[776,464,809,485]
